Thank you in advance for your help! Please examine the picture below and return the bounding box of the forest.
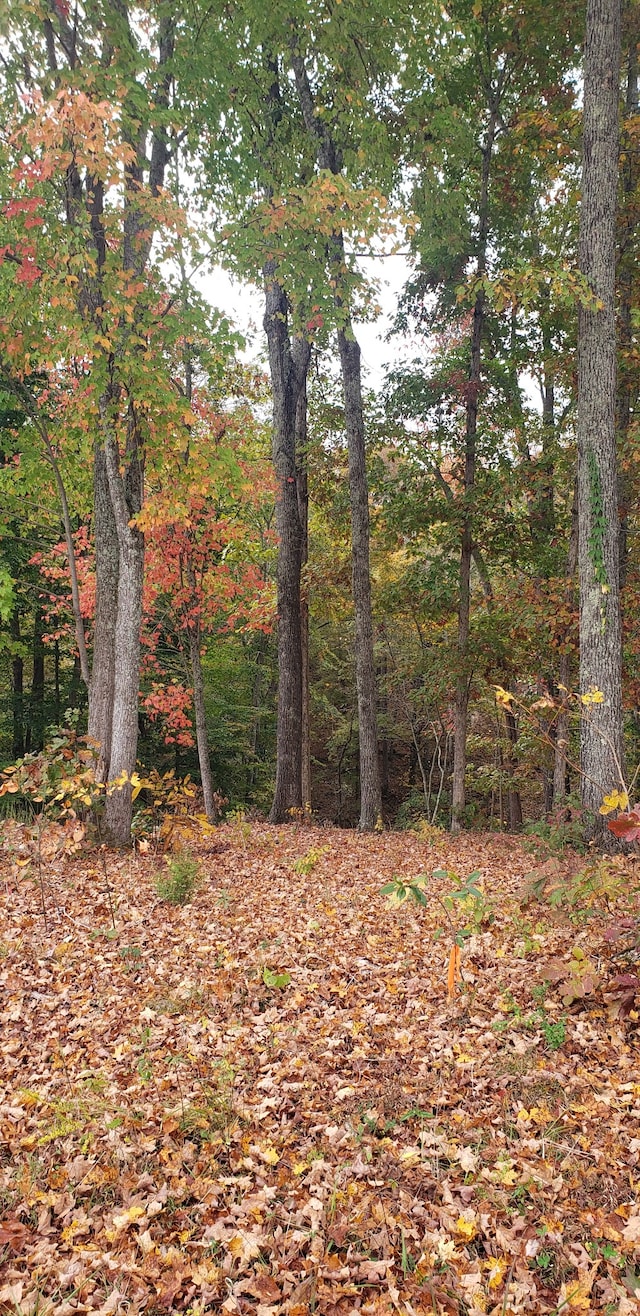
[0,0,636,844]
[1,2,640,1315]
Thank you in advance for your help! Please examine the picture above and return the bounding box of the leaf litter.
[1,822,639,1315]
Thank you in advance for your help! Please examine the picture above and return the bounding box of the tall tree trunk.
[290,44,381,830]
[296,379,312,813]
[30,604,45,753]
[616,27,638,587]
[88,445,119,782]
[181,338,217,823]
[101,405,145,846]
[338,327,382,829]
[10,610,24,759]
[44,11,175,844]
[504,703,523,830]
[185,557,216,823]
[553,652,573,805]
[538,292,557,546]
[451,109,497,833]
[265,264,310,823]
[552,480,579,805]
[577,0,624,834]
[188,622,216,822]
[54,639,60,724]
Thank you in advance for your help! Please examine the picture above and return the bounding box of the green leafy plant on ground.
[292,844,330,876]
[381,867,492,1000]
[523,801,587,857]
[155,850,201,905]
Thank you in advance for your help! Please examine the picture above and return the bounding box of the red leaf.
[607,809,640,839]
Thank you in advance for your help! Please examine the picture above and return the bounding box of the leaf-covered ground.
[1,823,639,1315]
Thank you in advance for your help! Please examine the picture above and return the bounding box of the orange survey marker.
[447,944,461,999]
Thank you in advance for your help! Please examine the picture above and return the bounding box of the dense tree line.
[0,0,637,843]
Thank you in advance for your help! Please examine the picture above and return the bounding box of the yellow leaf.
[494,686,514,707]
[580,688,604,705]
[557,1266,598,1310]
[112,1205,145,1231]
[455,1215,477,1240]
[261,1146,279,1164]
[599,788,629,815]
[227,1231,262,1263]
[487,1257,507,1290]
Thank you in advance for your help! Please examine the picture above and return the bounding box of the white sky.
[198,251,413,392]
[198,256,543,413]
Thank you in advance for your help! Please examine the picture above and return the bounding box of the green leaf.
[262,966,291,989]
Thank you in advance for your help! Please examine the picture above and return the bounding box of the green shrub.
[155,850,201,905]
[523,799,587,857]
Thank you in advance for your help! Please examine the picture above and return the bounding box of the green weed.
[155,850,201,905]
[293,845,330,876]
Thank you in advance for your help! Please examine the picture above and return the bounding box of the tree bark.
[88,445,119,781]
[552,480,579,805]
[577,0,624,835]
[47,7,174,843]
[451,109,497,833]
[296,379,312,813]
[188,620,216,822]
[338,327,382,829]
[30,604,45,753]
[290,43,382,829]
[504,703,523,830]
[185,553,216,823]
[181,337,217,824]
[616,27,638,587]
[265,264,310,823]
[100,403,145,846]
[10,610,24,759]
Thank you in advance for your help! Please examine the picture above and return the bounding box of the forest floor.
[1,821,639,1316]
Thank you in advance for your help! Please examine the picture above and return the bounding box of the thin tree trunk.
[10,610,24,758]
[43,12,175,845]
[616,29,638,587]
[338,327,382,829]
[180,332,217,824]
[265,263,310,823]
[88,445,119,782]
[553,479,579,805]
[451,108,497,833]
[54,640,60,723]
[30,605,45,753]
[577,0,624,836]
[296,378,312,813]
[101,405,145,846]
[537,291,557,546]
[185,551,216,822]
[188,620,216,822]
[290,44,381,829]
[504,703,523,830]
[553,651,572,805]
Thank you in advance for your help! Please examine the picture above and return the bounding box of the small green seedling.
[262,966,291,989]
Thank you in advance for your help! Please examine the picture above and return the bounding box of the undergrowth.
[155,850,201,905]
